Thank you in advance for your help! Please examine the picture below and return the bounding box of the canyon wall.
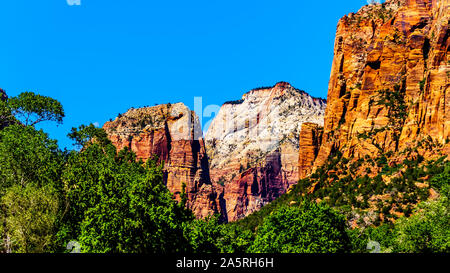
[103,103,223,219]
[298,123,323,179]
[301,0,449,178]
[206,82,326,221]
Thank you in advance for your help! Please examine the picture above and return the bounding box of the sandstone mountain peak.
[104,103,222,219]
[274,81,292,88]
[105,102,203,145]
[299,0,449,179]
[205,83,326,221]
[241,81,324,102]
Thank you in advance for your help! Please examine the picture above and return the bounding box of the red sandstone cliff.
[103,103,223,219]
[298,123,323,179]
[300,0,449,178]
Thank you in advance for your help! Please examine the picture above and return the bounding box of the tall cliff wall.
[298,123,323,179]
[303,0,449,178]
[103,103,223,219]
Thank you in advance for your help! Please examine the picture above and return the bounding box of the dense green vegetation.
[59,128,193,253]
[234,150,449,253]
[0,91,448,253]
[249,203,351,253]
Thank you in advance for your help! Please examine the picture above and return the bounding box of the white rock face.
[205,82,327,185]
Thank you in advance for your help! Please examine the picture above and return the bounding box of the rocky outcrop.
[206,82,326,221]
[311,0,449,172]
[298,123,323,179]
[103,103,223,219]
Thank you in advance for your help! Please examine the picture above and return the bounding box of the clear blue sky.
[0,0,374,149]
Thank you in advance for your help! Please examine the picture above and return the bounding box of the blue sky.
[0,0,373,149]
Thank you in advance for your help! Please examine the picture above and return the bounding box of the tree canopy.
[7,92,64,126]
[249,202,351,253]
[59,125,193,253]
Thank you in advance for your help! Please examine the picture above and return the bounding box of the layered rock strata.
[298,123,323,179]
[309,0,449,174]
[103,103,222,219]
[206,82,326,221]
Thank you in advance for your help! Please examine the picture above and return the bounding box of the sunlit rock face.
[298,123,323,179]
[103,103,223,219]
[205,82,326,221]
[312,0,449,172]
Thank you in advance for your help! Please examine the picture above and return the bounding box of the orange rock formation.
[103,103,223,219]
[300,0,449,178]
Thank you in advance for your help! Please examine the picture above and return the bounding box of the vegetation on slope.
[0,91,448,253]
[234,149,450,253]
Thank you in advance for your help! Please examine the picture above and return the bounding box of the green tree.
[68,123,110,149]
[393,186,449,253]
[0,91,14,129]
[429,161,450,191]
[7,92,64,126]
[0,125,64,253]
[183,216,223,253]
[0,185,59,253]
[183,216,254,253]
[216,223,253,253]
[0,125,63,191]
[0,91,65,253]
[60,125,192,253]
[249,202,351,253]
[347,223,395,253]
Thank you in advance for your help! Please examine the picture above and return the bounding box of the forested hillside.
[0,90,448,253]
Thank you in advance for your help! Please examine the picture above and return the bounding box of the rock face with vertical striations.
[103,103,223,219]
[205,82,326,221]
[308,0,449,174]
[298,123,323,179]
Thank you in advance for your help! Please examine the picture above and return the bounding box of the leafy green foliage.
[430,161,450,191]
[393,186,449,253]
[183,216,223,253]
[60,127,192,253]
[68,124,110,149]
[0,98,14,129]
[249,203,351,253]
[7,92,64,126]
[347,223,395,253]
[0,123,63,253]
[0,125,63,191]
[217,223,254,253]
[419,78,426,92]
[348,186,449,253]
[0,185,59,253]
[183,216,254,253]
